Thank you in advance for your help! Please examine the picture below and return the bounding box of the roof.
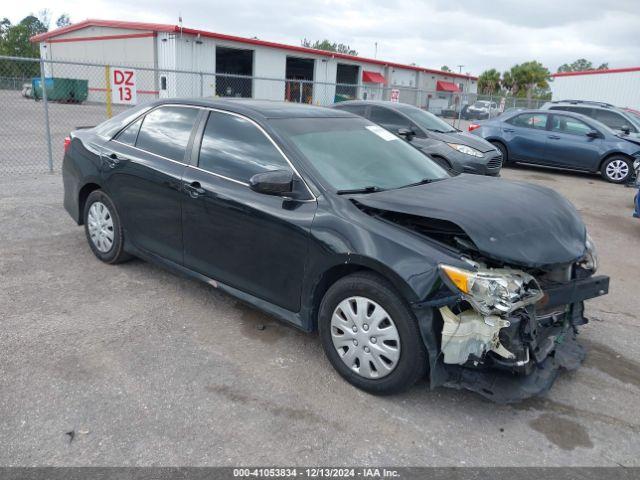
[163,98,356,119]
[30,19,477,80]
[551,67,640,78]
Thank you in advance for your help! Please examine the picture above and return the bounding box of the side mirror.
[620,125,631,135]
[397,128,416,141]
[249,169,294,196]
[586,130,600,139]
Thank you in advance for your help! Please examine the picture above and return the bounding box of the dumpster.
[32,77,88,103]
[333,93,353,103]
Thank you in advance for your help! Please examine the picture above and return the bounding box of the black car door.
[181,109,317,312]
[103,105,201,264]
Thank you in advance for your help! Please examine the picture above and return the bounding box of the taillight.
[63,136,71,153]
[468,123,481,132]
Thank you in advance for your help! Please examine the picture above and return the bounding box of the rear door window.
[507,113,548,130]
[135,106,200,161]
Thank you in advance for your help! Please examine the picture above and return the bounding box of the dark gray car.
[331,100,503,176]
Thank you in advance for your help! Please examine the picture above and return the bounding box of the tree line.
[477,58,609,104]
[0,10,70,77]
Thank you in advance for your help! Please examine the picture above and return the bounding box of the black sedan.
[331,100,503,176]
[63,99,608,402]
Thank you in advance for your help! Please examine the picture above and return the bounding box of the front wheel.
[601,156,632,184]
[318,272,427,395]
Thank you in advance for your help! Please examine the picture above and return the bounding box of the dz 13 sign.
[111,68,137,105]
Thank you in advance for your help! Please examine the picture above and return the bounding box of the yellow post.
[104,65,112,118]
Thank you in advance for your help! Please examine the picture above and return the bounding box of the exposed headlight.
[633,158,640,171]
[440,264,543,316]
[446,143,484,158]
[580,233,598,273]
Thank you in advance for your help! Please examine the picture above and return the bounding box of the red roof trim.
[47,32,156,43]
[31,19,477,80]
[551,67,640,78]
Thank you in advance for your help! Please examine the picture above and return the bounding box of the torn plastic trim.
[439,306,515,365]
[443,328,585,404]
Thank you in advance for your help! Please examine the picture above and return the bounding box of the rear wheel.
[490,141,509,165]
[83,190,131,264]
[601,156,632,184]
[318,272,427,395]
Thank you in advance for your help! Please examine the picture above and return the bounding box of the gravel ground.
[1,166,639,466]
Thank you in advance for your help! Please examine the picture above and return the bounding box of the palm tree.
[478,69,501,95]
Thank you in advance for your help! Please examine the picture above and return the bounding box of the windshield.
[397,105,456,133]
[272,117,449,192]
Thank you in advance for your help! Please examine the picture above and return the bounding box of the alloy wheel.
[87,201,114,253]
[330,296,401,379]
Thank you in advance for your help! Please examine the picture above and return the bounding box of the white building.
[550,67,640,110]
[31,19,477,107]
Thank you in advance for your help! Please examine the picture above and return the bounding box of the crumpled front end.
[421,259,609,403]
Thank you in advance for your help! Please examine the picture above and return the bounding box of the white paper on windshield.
[365,125,398,141]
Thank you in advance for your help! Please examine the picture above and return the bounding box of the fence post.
[39,58,53,173]
[104,65,112,118]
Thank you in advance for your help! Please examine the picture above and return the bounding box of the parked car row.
[62,98,609,403]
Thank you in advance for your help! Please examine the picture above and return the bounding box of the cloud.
[5,0,640,74]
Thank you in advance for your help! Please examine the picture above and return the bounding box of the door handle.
[503,128,515,133]
[103,152,128,168]
[547,135,561,140]
[184,181,206,198]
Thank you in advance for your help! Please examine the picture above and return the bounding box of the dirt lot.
[1,164,640,466]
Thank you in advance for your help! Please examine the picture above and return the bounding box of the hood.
[352,175,587,268]
[424,130,497,153]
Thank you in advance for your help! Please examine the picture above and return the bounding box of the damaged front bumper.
[417,274,610,403]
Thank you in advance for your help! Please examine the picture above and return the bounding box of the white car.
[466,100,499,119]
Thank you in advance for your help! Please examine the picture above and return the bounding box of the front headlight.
[440,264,543,316]
[580,233,598,273]
[446,143,484,158]
[633,157,640,172]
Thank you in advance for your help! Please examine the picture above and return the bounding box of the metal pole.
[104,65,112,118]
[39,58,53,173]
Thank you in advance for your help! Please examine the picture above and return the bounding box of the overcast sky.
[5,0,640,75]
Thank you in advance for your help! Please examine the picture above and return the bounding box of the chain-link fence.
[0,55,551,174]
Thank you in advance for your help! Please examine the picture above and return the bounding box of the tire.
[83,190,131,264]
[600,156,632,184]
[490,141,509,165]
[318,272,428,395]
